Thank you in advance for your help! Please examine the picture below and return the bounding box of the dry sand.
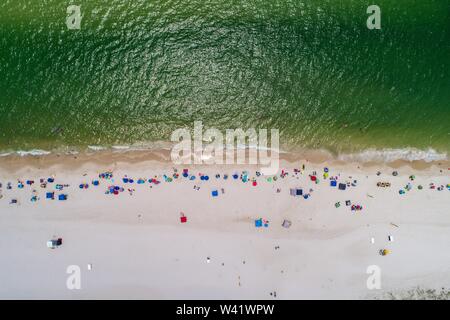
[0,154,449,299]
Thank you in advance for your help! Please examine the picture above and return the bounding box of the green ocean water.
[0,0,449,158]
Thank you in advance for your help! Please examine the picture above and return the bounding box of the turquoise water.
[0,0,449,158]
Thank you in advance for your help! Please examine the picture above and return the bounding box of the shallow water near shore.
[0,0,449,159]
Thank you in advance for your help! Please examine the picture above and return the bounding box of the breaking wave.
[337,148,448,163]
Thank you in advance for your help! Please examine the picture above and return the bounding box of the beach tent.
[47,238,63,249]
[338,183,346,190]
[290,188,303,196]
[58,194,68,201]
[282,220,292,228]
[211,190,219,197]
[46,192,54,200]
[47,240,56,249]
[330,180,337,187]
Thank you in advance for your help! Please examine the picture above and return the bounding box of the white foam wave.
[87,145,107,151]
[16,149,51,157]
[338,148,448,163]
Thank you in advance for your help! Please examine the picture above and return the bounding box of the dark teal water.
[0,0,449,158]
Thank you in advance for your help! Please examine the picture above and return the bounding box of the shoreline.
[0,147,448,175]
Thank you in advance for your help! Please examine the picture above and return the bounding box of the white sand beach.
[0,154,449,299]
